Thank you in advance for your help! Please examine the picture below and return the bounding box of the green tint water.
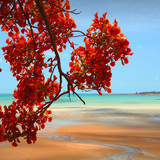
[0,94,14,106]
[51,94,160,109]
[1,94,159,109]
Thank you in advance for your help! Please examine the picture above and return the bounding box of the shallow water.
[101,143,140,160]
[52,94,160,109]
[0,93,160,109]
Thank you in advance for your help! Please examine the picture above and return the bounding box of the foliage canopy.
[0,0,133,146]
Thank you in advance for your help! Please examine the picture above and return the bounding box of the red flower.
[98,91,103,95]
[70,42,74,49]
[48,117,53,122]
[58,47,63,53]
[12,142,18,147]
[124,57,129,64]
[110,61,115,67]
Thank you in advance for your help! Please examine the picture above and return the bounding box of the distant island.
[135,91,160,95]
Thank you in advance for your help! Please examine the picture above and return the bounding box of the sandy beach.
[55,124,160,160]
[0,107,160,160]
[0,137,124,160]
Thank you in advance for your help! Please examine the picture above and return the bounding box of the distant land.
[135,91,160,95]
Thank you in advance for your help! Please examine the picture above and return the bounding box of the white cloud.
[71,0,160,33]
[137,45,142,49]
[45,51,53,56]
[155,75,159,81]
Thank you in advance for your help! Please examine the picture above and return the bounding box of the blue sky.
[0,0,160,94]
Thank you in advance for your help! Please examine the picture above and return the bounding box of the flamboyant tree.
[0,0,133,146]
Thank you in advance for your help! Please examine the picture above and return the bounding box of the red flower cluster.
[0,103,53,146]
[69,12,133,95]
[0,0,76,146]
[0,0,133,146]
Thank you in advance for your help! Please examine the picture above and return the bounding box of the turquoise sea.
[0,93,160,109]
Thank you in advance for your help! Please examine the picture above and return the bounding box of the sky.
[0,0,160,94]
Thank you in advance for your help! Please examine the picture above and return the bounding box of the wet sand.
[55,124,160,160]
[0,136,123,160]
[0,107,160,160]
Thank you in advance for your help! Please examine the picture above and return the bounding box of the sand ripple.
[48,133,140,160]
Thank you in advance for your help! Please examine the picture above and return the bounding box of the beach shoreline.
[0,106,160,160]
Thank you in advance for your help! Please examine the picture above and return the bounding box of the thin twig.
[42,0,82,15]
[17,0,37,50]
[0,0,6,11]
[73,92,85,104]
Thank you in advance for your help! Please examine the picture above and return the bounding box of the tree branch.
[0,0,6,11]
[35,0,85,105]
[17,0,37,50]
